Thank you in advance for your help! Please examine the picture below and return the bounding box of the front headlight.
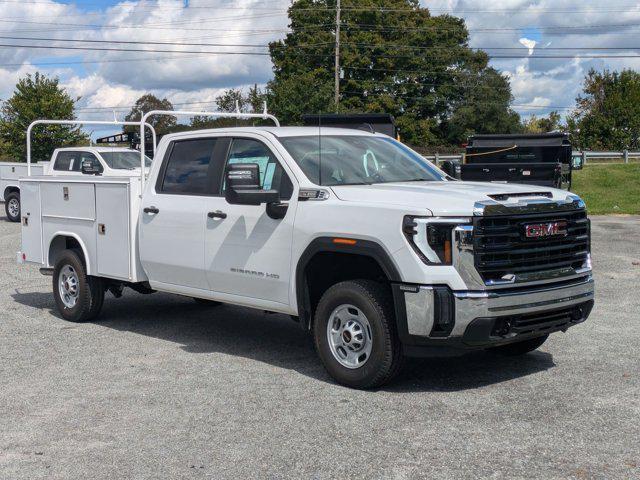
[402,216,470,265]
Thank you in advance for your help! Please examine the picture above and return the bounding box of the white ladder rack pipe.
[138,107,280,190]
[26,119,157,176]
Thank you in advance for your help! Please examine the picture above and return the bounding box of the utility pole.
[334,0,341,110]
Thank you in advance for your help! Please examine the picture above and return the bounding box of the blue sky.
[2,0,640,137]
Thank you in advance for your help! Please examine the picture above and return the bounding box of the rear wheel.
[313,280,402,389]
[490,334,549,356]
[5,191,20,222]
[53,250,105,322]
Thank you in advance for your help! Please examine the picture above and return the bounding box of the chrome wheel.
[326,304,373,369]
[58,265,79,308]
[7,198,19,218]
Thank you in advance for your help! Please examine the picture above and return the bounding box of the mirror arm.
[266,201,288,220]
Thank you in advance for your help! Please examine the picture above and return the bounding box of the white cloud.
[519,38,537,55]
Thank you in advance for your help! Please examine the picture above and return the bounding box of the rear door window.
[158,138,219,195]
[54,151,81,171]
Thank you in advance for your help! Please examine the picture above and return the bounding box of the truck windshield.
[100,152,152,170]
[279,135,444,186]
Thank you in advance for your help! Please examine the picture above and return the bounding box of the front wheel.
[53,250,105,322]
[313,280,402,389]
[5,191,20,222]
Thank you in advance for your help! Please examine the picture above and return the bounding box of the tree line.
[2,0,639,161]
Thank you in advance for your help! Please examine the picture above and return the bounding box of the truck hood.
[330,181,574,216]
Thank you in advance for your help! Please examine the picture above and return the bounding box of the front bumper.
[393,274,594,356]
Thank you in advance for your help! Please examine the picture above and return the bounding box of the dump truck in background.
[441,133,578,190]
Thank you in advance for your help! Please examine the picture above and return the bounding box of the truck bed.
[19,175,147,283]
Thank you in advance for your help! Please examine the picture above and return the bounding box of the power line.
[4,35,640,52]
[3,42,640,60]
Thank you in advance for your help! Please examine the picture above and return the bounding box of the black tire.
[313,280,402,389]
[490,334,549,356]
[53,250,105,322]
[193,297,222,306]
[5,191,20,222]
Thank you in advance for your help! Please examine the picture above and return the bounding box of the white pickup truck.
[1,147,151,222]
[17,124,595,388]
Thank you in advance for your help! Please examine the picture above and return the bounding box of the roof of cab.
[55,146,138,153]
[161,125,380,142]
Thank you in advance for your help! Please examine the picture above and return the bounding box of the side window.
[54,151,80,171]
[160,138,218,195]
[79,152,102,173]
[224,138,293,200]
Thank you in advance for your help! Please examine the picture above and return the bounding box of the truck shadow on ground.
[12,290,556,392]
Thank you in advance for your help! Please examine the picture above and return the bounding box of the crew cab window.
[80,152,102,174]
[159,138,218,195]
[54,151,81,172]
[224,138,293,200]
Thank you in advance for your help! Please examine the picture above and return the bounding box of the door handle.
[143,206,159,214]
[207,210,227,219]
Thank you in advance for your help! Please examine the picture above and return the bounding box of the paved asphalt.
[1,213,638,479]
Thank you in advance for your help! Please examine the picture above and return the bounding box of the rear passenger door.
[139,137,226,291]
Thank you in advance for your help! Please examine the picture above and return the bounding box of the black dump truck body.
[447,133,573,190]
[302,113,397,138]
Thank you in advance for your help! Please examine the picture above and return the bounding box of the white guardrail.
[422,151,640,165]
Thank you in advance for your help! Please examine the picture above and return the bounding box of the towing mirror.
[81,158,102,175]
[225,163,279,206]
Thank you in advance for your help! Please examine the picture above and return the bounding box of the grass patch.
[572,164,640,215]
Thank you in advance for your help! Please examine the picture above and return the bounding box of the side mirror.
[81,158,102,175]
[440,160,459,178]
[224,163,279,206]
[572,155,584,170]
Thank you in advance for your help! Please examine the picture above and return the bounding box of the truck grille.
[472,209,590,283]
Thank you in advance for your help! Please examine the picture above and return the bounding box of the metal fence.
[422,151,640,166]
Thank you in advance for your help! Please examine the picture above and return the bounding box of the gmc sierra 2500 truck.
[18,113,595,389]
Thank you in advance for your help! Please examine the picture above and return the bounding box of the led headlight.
[403,216,469,265]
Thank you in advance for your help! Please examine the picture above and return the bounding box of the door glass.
[79,152,101,173]
[160,138,217,195]
[54,151,80,171]
[225,138,292,200]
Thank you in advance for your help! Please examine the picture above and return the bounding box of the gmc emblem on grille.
[524,221,568,239]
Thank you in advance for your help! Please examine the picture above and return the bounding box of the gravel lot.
[1,213,638,479]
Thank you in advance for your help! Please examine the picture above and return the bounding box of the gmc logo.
[524,221,568,239]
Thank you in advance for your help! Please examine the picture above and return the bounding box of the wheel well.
[4,186,19,199]
[301,251,391,325]
[49,236,87,269]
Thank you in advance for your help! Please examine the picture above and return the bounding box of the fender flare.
[48,232,92,275]
[295,237,402,328]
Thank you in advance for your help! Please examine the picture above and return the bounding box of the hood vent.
[488,191,553,202]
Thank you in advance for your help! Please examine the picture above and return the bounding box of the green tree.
[570,69,640,150]
[124,94,176,135]
[267,0,519,146]
[523,111,562,134]
[0,72,86,162]
[191,85,268,129]
[444,68,522,143]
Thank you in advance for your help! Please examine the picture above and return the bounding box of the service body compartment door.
[96,183,131,280]
[20,181,43,264]
[41,182,96,220]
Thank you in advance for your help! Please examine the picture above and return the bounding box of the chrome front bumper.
[398,274,594,351]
